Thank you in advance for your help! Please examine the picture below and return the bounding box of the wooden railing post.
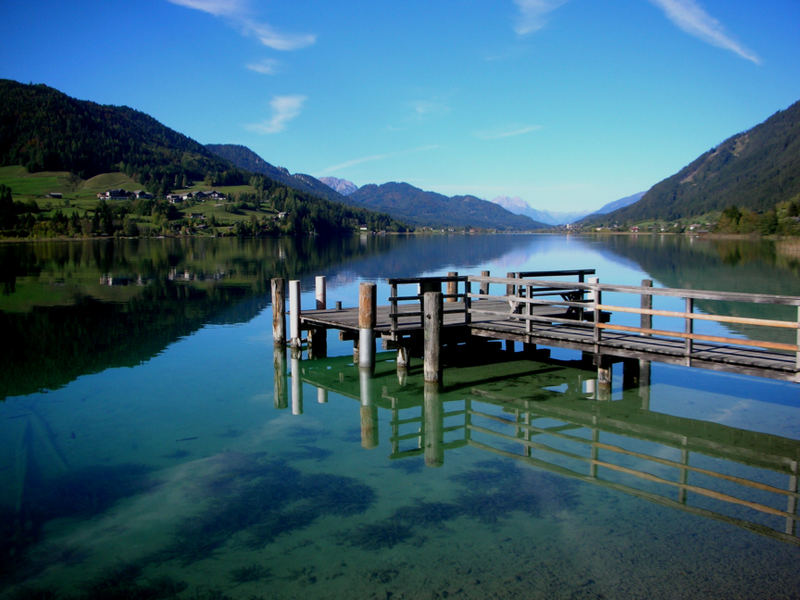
[796,306,800,375]
[390,281,398,336]
[685,297,694,365]
[464,278,472,324]
[480,270,490,296]
[526,283,533,334]
[589,277,601,345]
[641,279,652,333]
[506,272,516,297]
[446,271,458,302]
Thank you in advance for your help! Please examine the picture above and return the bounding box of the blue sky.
[2,0,799,212]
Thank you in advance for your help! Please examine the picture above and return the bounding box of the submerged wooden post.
[359,367,378,449]
[289,279,301,349]
[396,345,410,370]
[315,275,326,310]
[308,327,327,359]
[271,278,286,345]
[358,282,376,370]
[290,348,303,414]
[446,271,458,302]
[639,359,651,410]
[273,345,288,409]
[423,381,444,467]
[424,291,443,383]
[597,355,612,401]
[622,357,640,389]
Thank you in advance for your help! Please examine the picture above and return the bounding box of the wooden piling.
[358,282,377,369]
[315,275,326,310]
[271,278,286,345]
[424,291,443,383]
[289,279,301,349]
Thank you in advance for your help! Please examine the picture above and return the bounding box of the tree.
[0,184,16,229]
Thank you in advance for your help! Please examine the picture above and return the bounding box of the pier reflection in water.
[287,346,800,547]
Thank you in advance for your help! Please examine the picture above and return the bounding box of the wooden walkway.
[291,271,800,383]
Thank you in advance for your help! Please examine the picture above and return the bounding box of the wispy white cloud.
[475,124,541,140]
[648,0,760,64]
[513,0,569,35]
[319,145,439,175]
[411,99,450,117]
[246,95,307,134]
[246,58,280,75]
[166,0,315,51]
[242,20,316,51]
[167,0,245,18]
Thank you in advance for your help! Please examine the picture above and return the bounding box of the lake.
[1,234,799,599]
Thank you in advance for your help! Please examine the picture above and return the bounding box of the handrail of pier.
[468,274,800,370]
[387,274,471,336]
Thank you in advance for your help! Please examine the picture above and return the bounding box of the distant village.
[96,188,228,203]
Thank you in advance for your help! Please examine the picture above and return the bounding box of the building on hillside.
[97,189,132,201]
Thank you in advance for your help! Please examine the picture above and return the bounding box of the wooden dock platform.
[278,270,800,384]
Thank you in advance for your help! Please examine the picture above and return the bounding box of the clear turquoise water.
[1,235,799,599]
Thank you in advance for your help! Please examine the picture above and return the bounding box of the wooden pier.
[273,270,800,385]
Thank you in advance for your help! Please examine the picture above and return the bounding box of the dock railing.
[468,273,800,374]
[468,272,601,334]
[594,282,800,367]
[387,274,470,337]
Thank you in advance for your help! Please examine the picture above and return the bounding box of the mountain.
[206,143,346,204]
[588,191,645,216]
[347,182,546,230]
[320,176,358,196]
[0,80,411,237]
[584,99,800,225]
[492,196,590,225]
[0,79,247,193]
